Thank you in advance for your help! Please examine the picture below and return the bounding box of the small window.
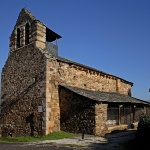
[17,28,20,48]
[25,23,29,45]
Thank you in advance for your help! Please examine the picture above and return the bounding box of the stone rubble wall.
[59,86,95,134]
[1,43,46,136]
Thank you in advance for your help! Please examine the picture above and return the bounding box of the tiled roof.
[60,84,150,105]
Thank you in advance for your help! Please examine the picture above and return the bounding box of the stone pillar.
[45,59,60,135]
[34,21,46,49]
[94,103,108,136]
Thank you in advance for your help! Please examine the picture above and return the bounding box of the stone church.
[1,8,150,137]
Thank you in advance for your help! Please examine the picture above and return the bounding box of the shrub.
[136,115,150,140]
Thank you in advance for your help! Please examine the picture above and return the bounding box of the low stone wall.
[106,124,128,134]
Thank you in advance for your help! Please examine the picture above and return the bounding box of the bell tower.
[9,8,61,56]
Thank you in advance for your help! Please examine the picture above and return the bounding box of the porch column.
[118,105,123,125]
[94,103,108,136]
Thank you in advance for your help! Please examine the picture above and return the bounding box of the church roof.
[60,84,150,105]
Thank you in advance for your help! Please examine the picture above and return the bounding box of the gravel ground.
[0,129,136,150]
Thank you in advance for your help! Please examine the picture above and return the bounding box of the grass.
[0,131,78,143]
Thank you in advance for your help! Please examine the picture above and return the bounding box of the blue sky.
[0,0,150,101]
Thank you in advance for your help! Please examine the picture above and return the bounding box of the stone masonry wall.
[57,61,131,94]
[1,43,46,136]
[59,86,95,134]
[45,58,132,134]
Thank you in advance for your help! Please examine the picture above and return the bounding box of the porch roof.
[60,85,150,106]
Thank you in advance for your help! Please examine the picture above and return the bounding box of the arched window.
[25,23,29,45]
[17,28,20,48]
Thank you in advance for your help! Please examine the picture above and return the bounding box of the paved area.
[36,129,136,149]
[0,143,74,150]
[0,129,136,150]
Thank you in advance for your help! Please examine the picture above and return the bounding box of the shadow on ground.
[87,129,138,150]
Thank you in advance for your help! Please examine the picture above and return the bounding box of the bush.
[136,115,150,140]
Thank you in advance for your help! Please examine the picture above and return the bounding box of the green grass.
[0,131,78,143]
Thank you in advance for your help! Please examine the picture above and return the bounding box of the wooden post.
[133,105,137,123]
[118,105,123,125]
[118,105,120,125]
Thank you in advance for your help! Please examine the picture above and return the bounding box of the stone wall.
[1,43,46,136]
[45,58,132,134]
[57,86,110,136]
[59,86,95,134]
[57,61,132,94]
